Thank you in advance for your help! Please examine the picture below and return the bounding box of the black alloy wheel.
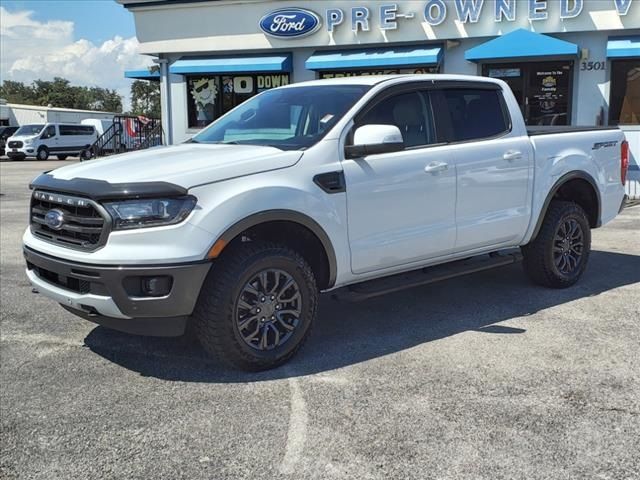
[193,241,318,371]
[235,269,303,351]
[552,218,585,275]
[522,200,591,288]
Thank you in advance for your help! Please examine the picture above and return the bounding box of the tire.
[193,241,318,371]
[56,155,68,160]
[36,147,49,161]
[80,148,92,160]
[522,200,591,288]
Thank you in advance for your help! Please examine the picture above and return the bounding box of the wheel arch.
[531,171,601,241]
[212,210,338,290]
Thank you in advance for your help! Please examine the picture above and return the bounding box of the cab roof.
[282,74,502,88]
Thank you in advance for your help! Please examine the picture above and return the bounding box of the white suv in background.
[6,123,97,161]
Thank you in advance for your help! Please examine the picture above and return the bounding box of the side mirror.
[344,124,404,159]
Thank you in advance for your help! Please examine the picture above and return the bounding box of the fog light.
[141,276,172,297]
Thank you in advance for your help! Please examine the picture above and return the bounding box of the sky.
[0,0,153,110]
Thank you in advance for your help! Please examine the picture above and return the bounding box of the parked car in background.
[24,75,628,371]
[0,125,19,156]
[7,123,97,161]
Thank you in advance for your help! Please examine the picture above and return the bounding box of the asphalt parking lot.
[1,160,639,480]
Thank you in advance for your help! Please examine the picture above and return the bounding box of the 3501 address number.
[581,61,606,71]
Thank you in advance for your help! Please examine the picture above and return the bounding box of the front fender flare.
[214,209,338,289]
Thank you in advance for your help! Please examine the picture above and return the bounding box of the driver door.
[342,88,457,274]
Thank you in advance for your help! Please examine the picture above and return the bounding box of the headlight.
[104,196,197,230]
[24,136,35,145]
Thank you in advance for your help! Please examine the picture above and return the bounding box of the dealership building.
[119,0,640,196]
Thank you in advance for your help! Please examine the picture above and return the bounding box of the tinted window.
[59,125,95,136]
[442,89,509,142]
[358,91,435,148]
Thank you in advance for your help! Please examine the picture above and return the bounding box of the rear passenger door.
[433,86,532,251]
[343,87,457,274]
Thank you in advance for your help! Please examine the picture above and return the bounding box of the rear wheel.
[522,200,591,288]
[56,155,68,160]
[193,241,318,371]
[36,147,49,161]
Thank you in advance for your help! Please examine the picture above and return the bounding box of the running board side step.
[332,250,522,302]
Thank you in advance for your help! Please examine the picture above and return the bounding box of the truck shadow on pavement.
[84,250,640,382]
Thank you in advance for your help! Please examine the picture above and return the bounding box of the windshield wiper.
[210,141,240,145]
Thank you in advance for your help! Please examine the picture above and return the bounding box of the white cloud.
[0,7,153,111]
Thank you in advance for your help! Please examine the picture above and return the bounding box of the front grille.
[27,261,91,294]
[8,140,23,148]
[30,190,109,251]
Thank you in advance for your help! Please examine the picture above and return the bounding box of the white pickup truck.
[23,75,629,371]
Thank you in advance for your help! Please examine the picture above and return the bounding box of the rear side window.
[441,88,510,142]
[59,125,95,136]
[358,91,436,148]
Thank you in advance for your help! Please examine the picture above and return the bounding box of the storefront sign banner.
[261,0,635,37]
[259,8,321,38]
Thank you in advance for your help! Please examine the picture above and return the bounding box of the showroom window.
[483,61,573,126]
[187,74,290,129]
[609,59,640,125]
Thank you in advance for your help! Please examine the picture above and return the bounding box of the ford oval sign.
[44,209,65,231]
[259,8,321,38]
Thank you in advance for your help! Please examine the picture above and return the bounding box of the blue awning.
[607,36,640,58]
[465,29,579,63]
[305,46,443,71]
[124,69,160,81]
[169,54,292,75]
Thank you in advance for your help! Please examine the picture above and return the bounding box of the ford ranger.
[23,75,629,371]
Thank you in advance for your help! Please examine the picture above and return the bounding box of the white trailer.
[4,103,116,127]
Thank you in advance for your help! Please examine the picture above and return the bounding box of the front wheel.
[192,241,318,371]
[79,148,92,160]
[522,200,591,288]
[36,147,49,161]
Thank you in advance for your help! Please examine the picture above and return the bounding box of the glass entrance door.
[483,61,573,126]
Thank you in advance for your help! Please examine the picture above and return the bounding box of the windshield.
[192,85,370,150]
[15,124,45,136]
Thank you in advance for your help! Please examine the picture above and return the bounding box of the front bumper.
[24,247,212,336]
[7,146,34,158]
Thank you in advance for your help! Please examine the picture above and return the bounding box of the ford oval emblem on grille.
[44,209,65,230]
[259,8,321,38]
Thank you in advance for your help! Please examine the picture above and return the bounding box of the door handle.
[503,150,523,161]
[424,161,448,174]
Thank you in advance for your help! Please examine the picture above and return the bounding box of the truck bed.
[527,126,619,136]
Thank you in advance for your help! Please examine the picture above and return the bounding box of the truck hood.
[47,144,303,188]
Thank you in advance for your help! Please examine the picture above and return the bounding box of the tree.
[130,80,161,118]
[0,77,123,113]
[89,87,123,113]
[0,80,37,104]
